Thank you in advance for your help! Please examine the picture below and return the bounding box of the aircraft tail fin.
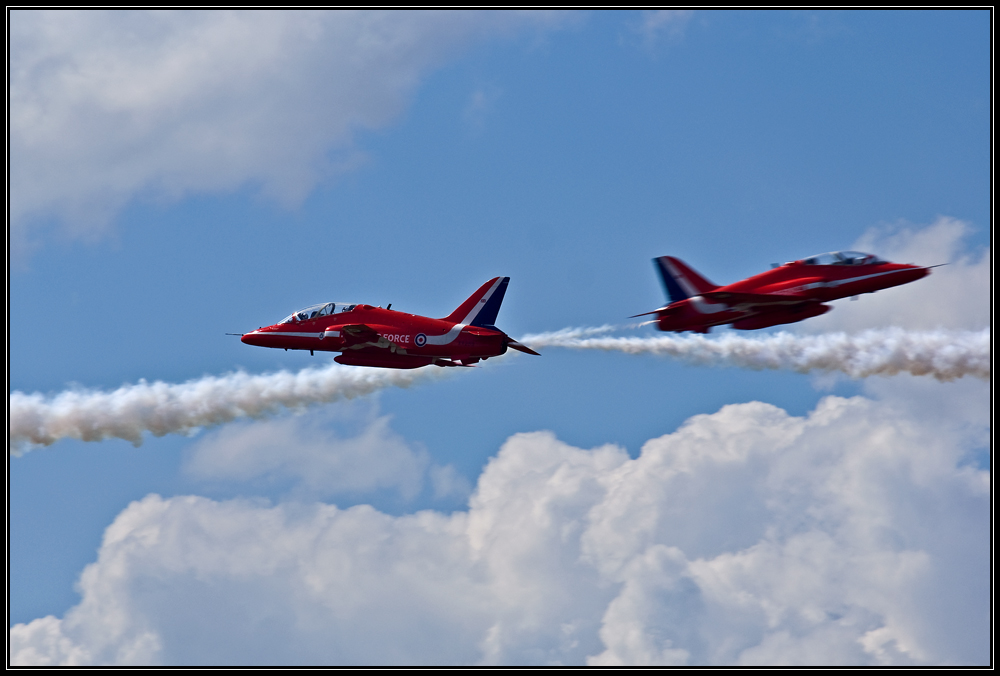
[442,277,510,328]
[653,256,718,303]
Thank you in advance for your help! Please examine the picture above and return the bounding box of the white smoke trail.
[521,327,990,382]
[10,364,442,454]
[520,324,620,341]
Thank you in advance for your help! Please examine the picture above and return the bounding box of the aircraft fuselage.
[648,253,930,333]
[241,277,539,368]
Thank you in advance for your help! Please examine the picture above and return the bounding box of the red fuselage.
[241,276,539,368]
[242,305,509,368]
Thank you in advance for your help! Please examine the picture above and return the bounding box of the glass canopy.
[801,251,884,266]
[278,302,358,324]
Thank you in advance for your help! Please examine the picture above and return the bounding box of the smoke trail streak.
[10,364,442,454]
[521,327,990,381]
[520,324,620,341]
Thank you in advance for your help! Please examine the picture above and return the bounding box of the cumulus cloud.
[862,372,990,443]
[804,217,990,332]
[9,10,566,256]
[185,405,471,502]
[11,382,989,665]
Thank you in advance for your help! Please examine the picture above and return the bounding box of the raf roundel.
[414,333,428,347]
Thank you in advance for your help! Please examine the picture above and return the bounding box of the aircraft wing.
[334,323,413,351]
[337,324,381,346]
[701,291,811,308]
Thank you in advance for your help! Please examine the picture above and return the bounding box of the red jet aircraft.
[638,251,932,333]
[241,277,539,368]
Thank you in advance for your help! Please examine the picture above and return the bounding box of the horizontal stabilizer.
[507,339,540,356]
[629,306,672,318]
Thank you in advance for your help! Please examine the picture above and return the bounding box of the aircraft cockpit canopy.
[278,302,358,324]
[801,251,884,266]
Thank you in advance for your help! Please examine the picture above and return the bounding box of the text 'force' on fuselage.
[637,251,933,333]
[241,277,539,369]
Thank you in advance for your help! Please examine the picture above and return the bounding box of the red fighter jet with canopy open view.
[240,277,539,368]
[637,251,934,333]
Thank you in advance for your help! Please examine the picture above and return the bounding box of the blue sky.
[9,10,990,666]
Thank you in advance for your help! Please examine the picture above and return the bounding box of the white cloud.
[861,373,990,452]
[10,382,989,665]
[802,217,990,332]
[462,84,503,132]
[185,405,471,502]
[9,10,567,257]
[634,10,694,51]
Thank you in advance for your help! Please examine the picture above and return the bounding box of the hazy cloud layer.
[185,406,471,502]
[10,10,565,256]
[805,217,990,332]
[633,10,694,51]
[11,383,989,665]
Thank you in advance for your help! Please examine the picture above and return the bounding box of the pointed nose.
[241,331,264,347]
[896,263,931,285]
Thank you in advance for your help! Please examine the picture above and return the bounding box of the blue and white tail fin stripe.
[653,256,718,303]
[442,277,509,328]
[466,276,508,328]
